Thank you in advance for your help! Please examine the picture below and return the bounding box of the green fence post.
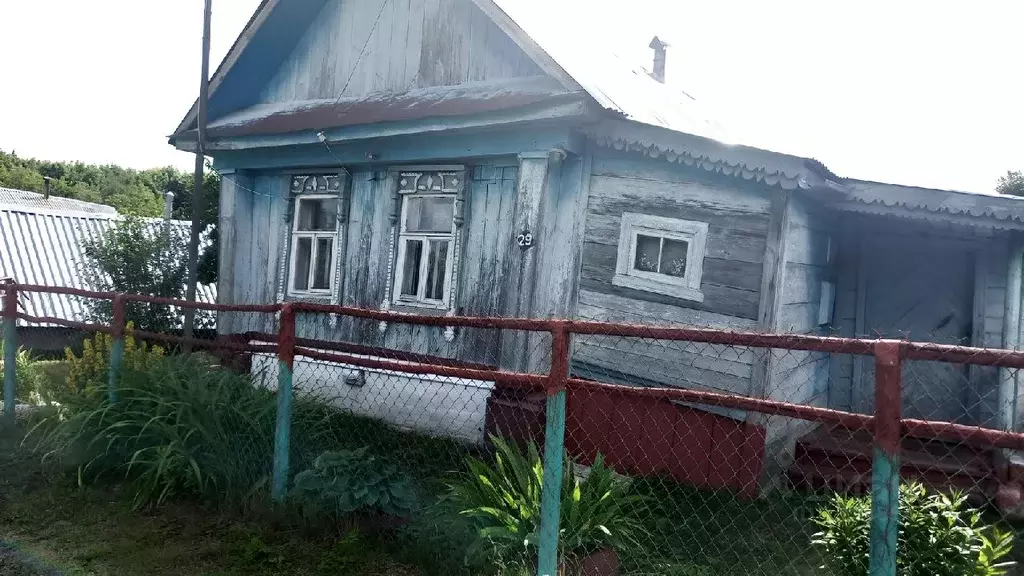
[271,303,296,503]
[107,294,126,404]
[537,322,570,576]
[2,284,17,427]
[869,340,902,576]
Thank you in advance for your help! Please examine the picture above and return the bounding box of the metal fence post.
[271,303,296,503]
[107,294,126,404]
[869,340,902,576]
[2,284,17,426]
[537,322,570,576]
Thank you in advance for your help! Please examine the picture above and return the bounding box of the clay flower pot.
[560,548,620,576]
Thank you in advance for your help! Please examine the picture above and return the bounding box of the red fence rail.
[6,282,1024,574]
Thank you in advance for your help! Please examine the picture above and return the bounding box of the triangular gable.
[172,0,582,138]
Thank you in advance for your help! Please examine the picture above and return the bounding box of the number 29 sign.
[516,230,534,249]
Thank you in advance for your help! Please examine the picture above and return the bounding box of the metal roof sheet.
[0,187,119,215]
[0,207,216,326]
[486,0,734,145]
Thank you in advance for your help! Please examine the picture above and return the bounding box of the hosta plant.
[291,447,417,519]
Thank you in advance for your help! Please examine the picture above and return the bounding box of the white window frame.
[612,212,708,302]
[288,194,339,297]
[391,191,457,310]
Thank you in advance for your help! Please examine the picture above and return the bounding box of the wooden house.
[170,0,1024,491]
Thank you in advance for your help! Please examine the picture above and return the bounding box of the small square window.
[613,213,708,302]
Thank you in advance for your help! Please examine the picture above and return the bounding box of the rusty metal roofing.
[0,206,216,326]
[0,187,118,215]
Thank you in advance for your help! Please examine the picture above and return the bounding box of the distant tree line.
[0,150,220,283]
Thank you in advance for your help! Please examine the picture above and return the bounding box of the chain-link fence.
[5,282,1024,575]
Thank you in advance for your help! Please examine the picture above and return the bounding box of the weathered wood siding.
[222,162,522,367]
[763,194,832,448]
[259,0,543,104]
[573,150,774,398]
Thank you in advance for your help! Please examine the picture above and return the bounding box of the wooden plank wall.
[259,0,543,104]
[573,150,773,398]
[224,162,522,368]
[763,194,833,448]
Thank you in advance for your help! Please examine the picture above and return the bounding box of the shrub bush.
[63,325,164,401]
[812,482,1015,575]
[34,353,276,508]
[0,340,42,404]
[446,435,650,570]
[291,447,417,519]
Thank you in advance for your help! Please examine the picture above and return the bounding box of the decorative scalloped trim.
[589,133,809,190]
[844,195,1024,223]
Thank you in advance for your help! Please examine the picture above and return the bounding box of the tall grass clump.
[31,354,278,509]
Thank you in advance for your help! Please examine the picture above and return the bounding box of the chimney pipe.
[43,176,52,199]
[649,36,669,83]
[163,191,175,221]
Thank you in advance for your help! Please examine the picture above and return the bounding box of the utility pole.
[184,0,212,344]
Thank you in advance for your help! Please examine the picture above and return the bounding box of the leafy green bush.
[0,340,42,404]
[446,435,650,569]
[291,447,417,519]
[32,354,276,508]
[812,482,1015,575]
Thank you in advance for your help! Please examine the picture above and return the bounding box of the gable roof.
[172,0,725,144]
[0,187,118,215]
[0,205,216,325]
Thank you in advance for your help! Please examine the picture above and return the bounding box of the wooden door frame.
[850,233,983,414]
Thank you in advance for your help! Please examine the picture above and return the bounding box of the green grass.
[0,432,421,576]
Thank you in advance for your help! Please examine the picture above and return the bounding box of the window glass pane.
[633,234,661,273]
[660,238,688,278]
[405,196,455,233]
[424,240,449,301]
[400,239,423,297]
[293,237,312,291]
[296,198,338,231]
[312,238,334,290]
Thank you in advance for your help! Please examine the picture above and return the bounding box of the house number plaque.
[516,230,534,249]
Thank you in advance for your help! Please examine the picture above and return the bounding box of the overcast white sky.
[0,0,1021,192]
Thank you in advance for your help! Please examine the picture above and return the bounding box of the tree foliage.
[80,216,212,333]
[0,149,220,283]
[997,171,1024,197]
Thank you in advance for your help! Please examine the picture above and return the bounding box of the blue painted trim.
[188,96,590,153]
[868,447,899,576]
[212,127,581,171]
[271,360,294,503]
[537,389,567,576]
[107,338,124,404]
[2,316,15,425]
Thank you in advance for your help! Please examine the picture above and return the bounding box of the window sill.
[612,273,704,303]
[285,293,334,304]
[390,302,452,316]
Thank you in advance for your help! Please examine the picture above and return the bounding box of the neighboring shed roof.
[0,187,118,215]
[0,206,216,326]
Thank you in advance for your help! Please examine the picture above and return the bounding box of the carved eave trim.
[589,132,810,190]
[833,201,1024,232]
